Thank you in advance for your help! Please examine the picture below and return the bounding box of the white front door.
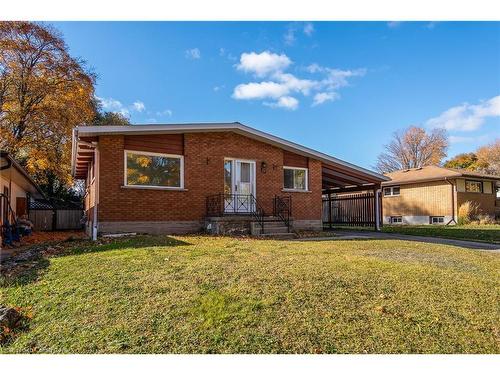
[224,159,256,213]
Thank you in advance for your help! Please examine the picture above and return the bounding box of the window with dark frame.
[390,216,402,224]
[465,180,483,193]
[384,186,400,196]
[430,216,444,224]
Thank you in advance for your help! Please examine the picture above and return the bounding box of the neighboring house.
[71,122,388,238]
[382,165,500,225]
[0,151,45,223]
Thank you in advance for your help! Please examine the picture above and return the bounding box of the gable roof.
[0,151,45,198]
[72,122,389,183]
[382,165,500,186]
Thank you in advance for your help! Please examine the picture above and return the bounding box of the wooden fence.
[29,208,83,231]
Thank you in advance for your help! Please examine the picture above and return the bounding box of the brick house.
[72,123,387,238]
[382,165,500,225]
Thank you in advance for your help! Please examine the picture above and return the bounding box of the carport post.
[374,188,381,231]
[328,192,332,229]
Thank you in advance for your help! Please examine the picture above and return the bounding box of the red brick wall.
[96,132,322,222]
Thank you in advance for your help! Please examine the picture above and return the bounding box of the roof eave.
[75,122,389,182]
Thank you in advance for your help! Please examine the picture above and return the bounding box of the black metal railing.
[273,195,292,232]
[206,193,265,232]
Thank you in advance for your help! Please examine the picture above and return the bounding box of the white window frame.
[384,186,400,197]
[390,216,403,224]
[430,216,444,224]
[124,150,184,190]
[283,166,309,192]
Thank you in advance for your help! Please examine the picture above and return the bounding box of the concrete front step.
[251,222,291,234]
[256,232,297,240]
[252,227,290,235]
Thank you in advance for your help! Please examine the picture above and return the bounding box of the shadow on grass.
[61,235,193,257]
[0,257,50,288]
[1,235,192,287]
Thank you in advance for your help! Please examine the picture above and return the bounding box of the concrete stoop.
[251,218,296,239]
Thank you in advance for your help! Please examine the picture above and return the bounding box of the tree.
[444,152,480,171]
[90,97,130,126]
[375,126,448,173]
[0,22,96,188]
[476,139,500,175]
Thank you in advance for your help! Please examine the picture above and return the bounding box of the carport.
[322,161,389,230]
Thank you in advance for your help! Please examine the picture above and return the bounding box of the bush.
[458,201,480,225]
[477,214,497,225]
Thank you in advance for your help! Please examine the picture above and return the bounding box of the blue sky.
[54,21,500,170]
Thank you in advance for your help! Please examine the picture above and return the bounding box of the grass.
[381,224,500,244]
[1,235,499,353]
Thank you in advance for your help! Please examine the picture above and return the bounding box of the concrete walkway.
[295,231,500,251]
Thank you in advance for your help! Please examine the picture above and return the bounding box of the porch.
[205,193,293,238]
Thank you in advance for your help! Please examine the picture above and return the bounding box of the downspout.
[445,178,457,225]
[92,142,100,241]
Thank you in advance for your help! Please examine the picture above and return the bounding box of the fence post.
[52,208,57,231]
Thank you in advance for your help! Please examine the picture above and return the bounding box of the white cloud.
[323,68,367,90]
[426,95,500,132]
[156,109,173,117]
[232,52,365,110]
[213,85,225,92]
[449,135,490,144]
[236,51,291,77]
[132,101,145,112]
[303,22,314,36]
[387,21,402,28]
[185,48,201,60]
[312,92,339,106]
[97,96,130,117]
[264,96,299,111]
[284,26,296,46]
[233,81,290,100]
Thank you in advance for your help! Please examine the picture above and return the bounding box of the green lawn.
[381,224,500,244]
[1,235,499,353]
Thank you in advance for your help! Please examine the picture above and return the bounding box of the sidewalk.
[295,231,500,251]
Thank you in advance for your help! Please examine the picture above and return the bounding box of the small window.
[465,180,483,193]
[283,167,308,191]
[430,216,444,224]
[125,150,183,188]
[384,186,400,196]
[390,216,403,224]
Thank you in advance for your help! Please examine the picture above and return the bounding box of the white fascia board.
[75,122,389,182]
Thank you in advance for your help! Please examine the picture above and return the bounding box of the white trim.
[283,166,308,191]
[383,186,400,197]
[73,122,388,181]
[124,149,184,189]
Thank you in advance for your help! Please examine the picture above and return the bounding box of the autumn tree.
[444,152,480,171]
[443,139,499,176]
[90,97,130,126]
[375,126,448,173]
[0,22,96,190]
[475,139,500,175]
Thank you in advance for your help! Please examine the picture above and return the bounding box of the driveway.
[296,231,500,251]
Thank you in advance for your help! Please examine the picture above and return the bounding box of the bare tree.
[375,126,448,173]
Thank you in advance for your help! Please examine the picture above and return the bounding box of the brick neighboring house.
[71,122,388,238]
[382,165,500,225]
